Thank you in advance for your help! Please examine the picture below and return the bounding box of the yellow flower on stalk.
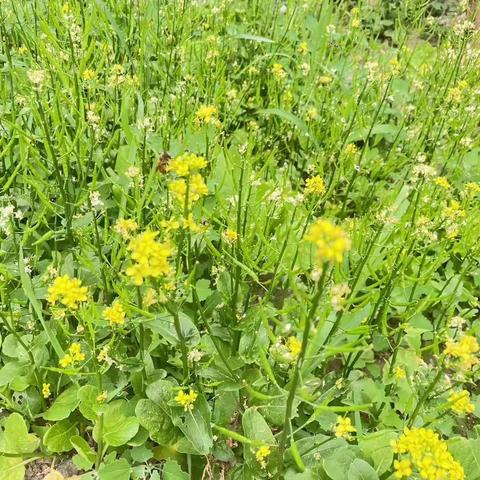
[464,182,480,197]
[344,143,358,156]
[195,105,217,125]
[318,75,332,85]
[126,231,173,285]
[287,336,302,360]
[168,174,208,205]
[82,69,96,80]
[393,366,406,380]
[175,389,198,411]
[103,301,126,326]
[434,176,452,190]
[59,343,85,368]
[42,383,51,399]
[444,335,479,369]
[333,416,356,440]
[47,275,88,310]
[255,445,271,469]
[271,63,286,80]
[304,175,326,195]
[114,218,138,239]
[168,153,207,177]
[391,428,464,480]
[297,41,309,55]
[305,219,351,264]
[223,229,239,243]
[449,390,475,414]
[161,218,181,232]
[394,459,412,478]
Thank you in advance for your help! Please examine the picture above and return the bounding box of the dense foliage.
[1,0,480,479]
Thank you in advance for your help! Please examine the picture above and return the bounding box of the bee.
[156,152,171,173]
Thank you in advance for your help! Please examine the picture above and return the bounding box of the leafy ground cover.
[1,0,480,479]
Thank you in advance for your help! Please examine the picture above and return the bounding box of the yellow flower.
[344,143,358,156]
[391,428,464,480]
[255,445,271,469]
[351,17,361,28]
[161,218,181,232]
[126,231,173,285]
[306,106,318,121]
[175,389,198,411]
[394,459,412,478]
[47,275,88,310]
[59,343,85,368]
[464,182,480,197]
[223,229,239,243]
[42,383,51,399]
[318,75,332,85]
[168,153,207,177]
[182,214,206,233]
[334,416,356,440]
[434,176,452,190]
[168,174,208,205]
[114,218,138,239]
[305,219,351,264]
[195,105,217,125]
[304,175,326,195]
[444,335,479,369]
[18,45,28,55]
[103,301,126,326]
[82,69,96,80]
[271,63,286,80]
[393,366,406,380]
[444,200,465,220]
[297,41,309,55]
[449,390,474,414]
[287,336,302,360]
[97,391,108,403]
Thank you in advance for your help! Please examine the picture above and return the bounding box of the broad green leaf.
[0,413,39,454]
[347,459,380,480]
[163,459,189,480]
[135,399,179,445]
[78,384,101,421]
[93,400,139,447]
[98,458,131,480]
[358,430,396,475]
[44,419,79,453]
[448,437,480,479]
[0,456,26,480]
[43,385,80,421]
[323,446,358,480]
[70,435,96,464]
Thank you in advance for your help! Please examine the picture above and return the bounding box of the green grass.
[1,0,480,479]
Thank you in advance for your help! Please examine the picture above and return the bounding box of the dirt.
[25,459,79,480]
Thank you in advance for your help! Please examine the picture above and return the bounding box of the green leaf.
[0,457,26,480]
[448,437,480,479]
[173,394,213,455]
[347,459,379,480]
[70,435,96,464]
[323,446,358,480]
[135,399,179,445]
[78,384,101,421]
[94,400,139,447]
[0,413,39,454]
[162,459,189,479]
[44,419,79,453]
[358,430,396,475]
[242,408,276,470]
[98,458,131,480]
[232,33,275,43]
[43,385,80,421]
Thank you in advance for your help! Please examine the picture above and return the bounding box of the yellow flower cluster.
[333,416,356,440]
[272,63,286,80]
[114,218,138,239]
[444,335,479,369]
[42,383,51,399]
[287,336,302,360]
[103,302,126,326]
[195,105,218,125]
[175,389,198,411]
[449,390,475,415]
[59,343,85,368]
[434,177,452,190]
[169,175,208,205]
[168,153,207,177]
[223,229,239,243]
[393,366,406,380]
[47,275,88,310]
[255,445,271,469]
[305,219,351,264]
[392,428,464,480]
[126,231,173,285]
[304,175,326,195]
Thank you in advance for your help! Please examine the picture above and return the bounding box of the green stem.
[277,266,328,473]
